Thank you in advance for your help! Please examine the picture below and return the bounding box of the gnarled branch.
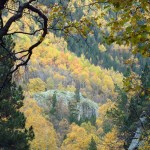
[0,0,48,92]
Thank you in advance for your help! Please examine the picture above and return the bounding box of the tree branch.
[0,0,48,92]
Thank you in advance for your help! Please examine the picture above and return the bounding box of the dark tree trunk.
[0,0,8,10]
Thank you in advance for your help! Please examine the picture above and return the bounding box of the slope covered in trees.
[13,34,124,148]
[21,98,57,150]
[0,0,149,149]
[19,34,123,103]
[39,0,149,74]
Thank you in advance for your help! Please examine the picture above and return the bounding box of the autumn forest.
[0,0,150,150]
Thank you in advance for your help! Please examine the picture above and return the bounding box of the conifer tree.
[50,91,57,114]
[107,64,150,148]
[88,137,97,150]
[0,36,34,149]
[75,81,80,102]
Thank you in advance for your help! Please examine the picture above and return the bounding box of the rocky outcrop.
[128,112,147,150]
[33,90,98,122]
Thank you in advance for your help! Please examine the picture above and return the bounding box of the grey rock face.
[33,90,98,121]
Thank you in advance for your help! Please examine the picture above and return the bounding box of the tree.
[68,100,79,124]
[21,98,57,150]
[107,64,150,149]
[75,81,81,102]
[92,1,150,148]
[0,36,34,149]
[95,0,150,57]
[1,1,149,148]
[27,78,46,94]
[50,91,57,114]
[88,137,97,150]
[0,0,48,90]
[99,128,124,150]
[61,123,95,150]
[0,0,95,86]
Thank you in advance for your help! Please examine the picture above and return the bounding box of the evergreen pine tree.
[107,64,150,148]
[75,81,80,102]
[0,36,34,149]
[88,137,97,150]
[50,91,57,114]
[90,114,96,126]
[68,100,79,124]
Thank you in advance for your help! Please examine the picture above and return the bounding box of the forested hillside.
[0,0,149,150]
[39,0,149,74]
[16,34,123,102]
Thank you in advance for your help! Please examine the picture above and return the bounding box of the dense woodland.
[0,0,150,150]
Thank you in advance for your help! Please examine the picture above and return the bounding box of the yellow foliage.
[99,128,124,150]
[46,77,54,89]
[139,131,150,150]
[21,36,123,101]
[81,122,97,134]
[21,99,57,150]
[27,78,46,94]
[98,44,106,52]
[98,100,115,117]
[14,27,123,103]
[66,85,76,92]
[96,100,115,137]
[102,75,114,92]
[53,73,66,81]
[61,123,99,150]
